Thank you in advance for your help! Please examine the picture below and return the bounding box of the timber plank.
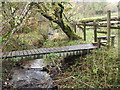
[5,52,11,57]
[0,44,98,58]
[53,47,59,52]
[36,49,41,54]
[37,48,42,53]
[43,48,50,53]
[92,41,107,44]
[97,31,107,34]
[12,51,16,57]
[52,47,59,53]
[59,46,68,52]
[47,48,53,53]
[56,47,63,52]
[68,44,97,51]
[44,48,50,53]
[2,52,9,58]
[97,35,116,39]
[38,48,47,53]
[29,49,36,55]
[23,50,28,56]
[15,51,20,56]
[99,21,120,24]
[46,48,53,53]
[33,49,39,54]
[52,47,58,52]
[19,51,24,56]
[26,50,32,55]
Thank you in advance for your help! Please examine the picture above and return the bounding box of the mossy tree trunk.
[57,19,79,40]
[30,2,81,40]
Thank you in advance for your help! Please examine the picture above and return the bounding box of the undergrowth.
[53,47,119,88]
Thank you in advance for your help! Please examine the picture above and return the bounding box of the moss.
[61,22,81,40]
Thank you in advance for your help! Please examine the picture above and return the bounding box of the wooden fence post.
[98,38,101,48]
[74,22,77,33]
[107,10,111,49]
[111,37,115,47]
[118,1,120,57]
[83,22,86,41]
[93,20,97,42]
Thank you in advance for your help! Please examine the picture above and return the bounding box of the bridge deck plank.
[12,51,16,57]
[15,51,20,56]
[2,52,9,58]
[42,48,48,53]
[26,50,32,55]
[51,47,57,52]
[33,49,39,54]
[35,49,41,54]
[37,48,47,53]
[6,52,12,58]
[19,51,24,56]
[29,50,36,55]
[23,50,28,56]
[44,48,50,53]
[0,44,98,58]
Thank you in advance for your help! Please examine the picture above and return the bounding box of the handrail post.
[93,20,97,42]
[118,1,120,58]
[111,37,115,47]
[98,38,101,48]
[83,22,86,41]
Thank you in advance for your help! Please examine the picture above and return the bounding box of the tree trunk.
[31,2,81,40]
[57,20,80,40]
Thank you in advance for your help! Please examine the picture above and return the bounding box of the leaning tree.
[29,2,81,40]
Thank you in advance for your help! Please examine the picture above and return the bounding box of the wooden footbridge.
[0,44,97,61]
[1,10,119,61]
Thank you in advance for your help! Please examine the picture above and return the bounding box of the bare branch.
[2,3,31,51]
[54,76,94,88]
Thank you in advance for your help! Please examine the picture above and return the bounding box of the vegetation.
[53,47,119,88]
[29,2,81,40]
[42,28,119,88]
[1,1,119,89]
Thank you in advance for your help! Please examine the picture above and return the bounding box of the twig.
[53,76,73,82]
[63,13,70,22]
[54,76,94,88]
[2,3,31,51]
[72,76,94,88]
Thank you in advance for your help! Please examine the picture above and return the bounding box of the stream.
[4,59,53,89]
[2,52,88,89]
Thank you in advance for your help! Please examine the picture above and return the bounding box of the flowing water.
[9,59,53,88]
